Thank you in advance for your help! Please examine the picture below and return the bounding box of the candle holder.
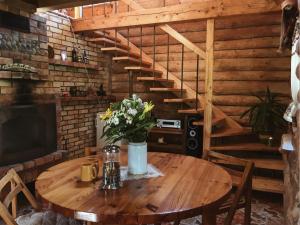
[101,145,122,190]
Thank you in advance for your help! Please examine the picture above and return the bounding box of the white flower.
[132,94,138,100]
[126,119,133,124]
[128,108,137,116]
[112,117,119,125]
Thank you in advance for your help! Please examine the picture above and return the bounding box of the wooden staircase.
[82,29,284,194]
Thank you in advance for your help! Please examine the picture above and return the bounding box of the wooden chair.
[0,169,82,225]
[0,169,39,225]
[204,151,254,225]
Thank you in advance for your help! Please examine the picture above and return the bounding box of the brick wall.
[60,98,112,158]
[0,12,112,159]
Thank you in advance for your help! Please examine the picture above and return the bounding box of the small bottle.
[71,47,78,62]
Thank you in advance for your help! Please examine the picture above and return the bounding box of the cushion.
[15,209,82,225]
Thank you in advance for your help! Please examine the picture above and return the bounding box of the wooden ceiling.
[3,0,117,12]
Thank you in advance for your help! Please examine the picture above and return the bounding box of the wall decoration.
[71,47,78,62]
[61,51,67,61]
[48,45,54,59]
[0,63,37,73]
[0,32,41,55]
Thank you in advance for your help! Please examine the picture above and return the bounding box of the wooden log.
[154,49,290,61]
[118,13,281,38]
[170,71,289,82]
[184,81,290,96]
[213,95,290,106]
[142,37,282,54]
[126,25,280,47]
[158,58,290,72]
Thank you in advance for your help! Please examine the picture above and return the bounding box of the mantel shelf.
[0,71,49,81]
[59,95,116,102]
[49,59,99,70]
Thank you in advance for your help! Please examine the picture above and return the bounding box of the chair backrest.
[205,151,254,225]
[0,169,39,225]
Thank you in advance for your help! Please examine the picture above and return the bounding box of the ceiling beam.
[72,0,281,31]
[3,0,36,12]
[36,0,116,13]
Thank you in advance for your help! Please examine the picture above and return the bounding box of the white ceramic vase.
[128,142,148,175]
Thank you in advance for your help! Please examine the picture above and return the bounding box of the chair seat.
[15,209,82,225]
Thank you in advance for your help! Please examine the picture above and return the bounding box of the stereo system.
[185,115,203,157]
[157,119,181,129]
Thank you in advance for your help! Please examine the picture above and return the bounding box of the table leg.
[202,207,217,225]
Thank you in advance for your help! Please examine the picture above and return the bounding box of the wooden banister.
[203,19,214,158]
[119,0,206,59]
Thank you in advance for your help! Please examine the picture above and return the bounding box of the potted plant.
[101,94,156,175]
[240,88,286,145]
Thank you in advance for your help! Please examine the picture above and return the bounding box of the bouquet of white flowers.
[101,95,156,144]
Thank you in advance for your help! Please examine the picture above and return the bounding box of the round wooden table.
[35,152,232,225]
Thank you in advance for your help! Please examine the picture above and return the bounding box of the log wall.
[114,12,291,127]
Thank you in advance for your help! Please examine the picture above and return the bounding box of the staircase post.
[203,19,215,158]
[128,70,134,97]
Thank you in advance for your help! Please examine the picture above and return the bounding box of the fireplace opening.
[0,103,57,166]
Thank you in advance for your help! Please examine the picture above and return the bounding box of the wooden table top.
[35,152,232,224]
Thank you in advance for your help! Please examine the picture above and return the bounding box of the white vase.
[128,142,148,175]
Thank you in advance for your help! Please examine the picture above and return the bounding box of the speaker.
[185,115,203,157]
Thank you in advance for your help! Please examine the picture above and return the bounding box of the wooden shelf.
[150,127,184,135]
[0,71,48,81]
[49,59,98,70]
[59,95,116,102]
[148,142,184,153]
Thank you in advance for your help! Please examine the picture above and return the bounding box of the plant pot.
[128,142,148,175]
[259,133,274,146]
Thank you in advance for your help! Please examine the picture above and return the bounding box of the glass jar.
[101,145,122,190]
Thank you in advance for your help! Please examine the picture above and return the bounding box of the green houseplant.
[240,88,286,145]
[101,94,156,174]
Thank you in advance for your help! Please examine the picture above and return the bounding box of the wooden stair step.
[88,38,129,50]
[253,176,284,194]
[149,88,185,92]
[164,98,196,103]
[216,157,284,171]
[193,115,225,126]
[93,31,122,42]
[136,77,174,83]
[101,47,140,58]
[113,56,152,67]
[231,174,284,194]
[178,108,204,114]
[211,127,252,138]
[124,66,163,75]
[210,143,279,152]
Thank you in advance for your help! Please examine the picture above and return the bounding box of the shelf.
[49,59,98,70]
[150,127,184,135]
[148,142,184,154]
[0,71,48,81]
[59,95,116,102]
